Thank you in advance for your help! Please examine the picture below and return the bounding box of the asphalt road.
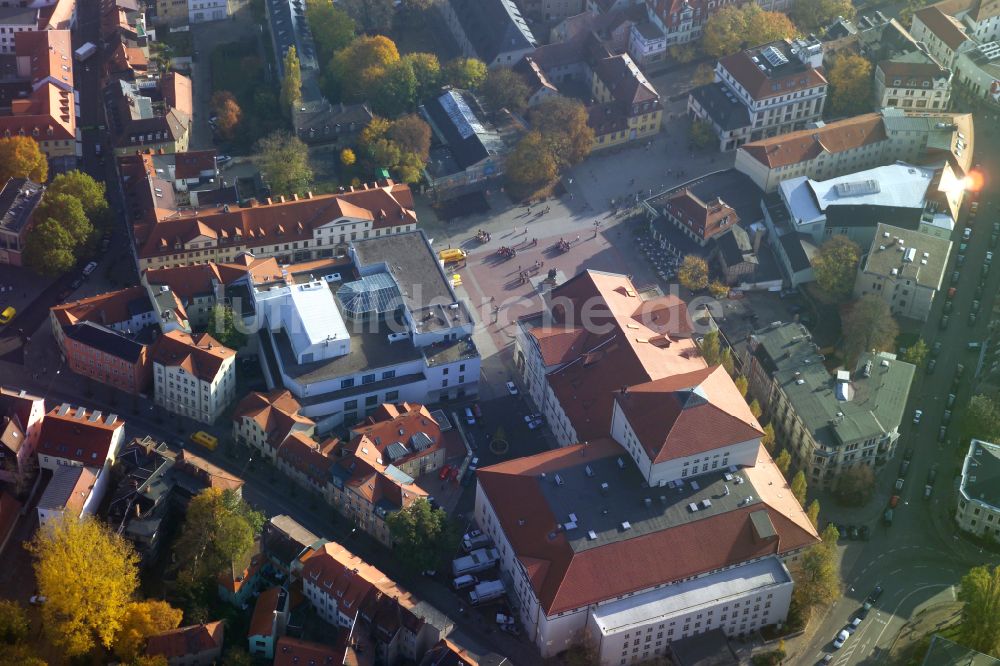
[796,117,1000,665]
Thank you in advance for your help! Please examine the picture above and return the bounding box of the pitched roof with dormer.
[151,330,234,382]
[38,403,123,465]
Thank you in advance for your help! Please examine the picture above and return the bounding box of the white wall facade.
[154,356,236,424]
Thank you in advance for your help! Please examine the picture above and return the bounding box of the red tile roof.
[615,366,763,463]
[146,621,224,659]
[739,113,887,169]
[914,5,969,50]
[135,182,416,261]
[174,449,244,491]
[422,638,482,666]
[248,586,282,638]
[877,60,951,84]
[531,271,705,441]
[476,440,819,615]
[38,404,123,465]
[233,389,314,449]
[662,189,740,242]
[161,72,193,118]
[151,330,235,382]
[349,402,443,466]
[51,286,151,329]
[276,431,337,485]
[0,31,76,143]
[719,46,827,101]
[173,150,217,180]
[273,637,339,666]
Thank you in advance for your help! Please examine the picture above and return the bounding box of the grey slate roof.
[961,440,1000,512]
[421,89,503,171]
[690,83,751,132]
[64,321,146,363]
[447,0,537,64]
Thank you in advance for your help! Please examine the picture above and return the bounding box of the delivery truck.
[452,547,500,577]
[469,579,505,605]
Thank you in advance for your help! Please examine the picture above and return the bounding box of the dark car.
[904,448,914,462]
[926,359,936,374]
[857,605,871,619]
[969,313,978,327]
[900,459,910,476]
[931,342,942,357]
[941,314,950,330]
[869,585,884,602]
[849,525,860,540]
[859,525,871,541]
[927,468,937,484]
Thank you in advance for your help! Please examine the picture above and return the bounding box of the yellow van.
[438,248,467,264]
[0,306,14,325]
[190,431,218,450]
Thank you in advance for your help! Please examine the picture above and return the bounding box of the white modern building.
[956,439,1000,541]
[152,330,236,424]
[255,231,480,426]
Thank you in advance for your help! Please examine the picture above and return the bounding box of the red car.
[439,464,452,480]
[889,495,900,508]
[450,467,461,483]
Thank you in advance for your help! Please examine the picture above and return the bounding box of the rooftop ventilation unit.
[554,474,564,486]
[617,457,626,470]
[701,499,712,509]
[600,482,609,494]
[621,521,631,530]
[688,503,700,512]
[585,465,595,478]
[691,480,700,490]
[588,530,598,540]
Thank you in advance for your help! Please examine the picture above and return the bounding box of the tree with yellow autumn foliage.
[114,600,184,662]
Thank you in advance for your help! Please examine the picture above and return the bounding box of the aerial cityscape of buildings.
[0,0,999,663]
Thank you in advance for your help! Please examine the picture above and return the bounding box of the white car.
[847,616,863,633]
[912,409,923,425]
[833,629,850,649]
[29,595,46,605]
[523,413,542,423]
[527,418,544,430]
[505,381,519,395]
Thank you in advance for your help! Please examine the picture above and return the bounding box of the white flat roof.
[282,281,350,356]
[590,557,790,635]
[780,177,823,225]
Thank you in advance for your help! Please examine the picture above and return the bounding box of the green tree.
[207,304,247,350]
[372,58,418,116]
[792,523,842,610]
[0,135,48,183]
[35,192,92,248]
[257,131,313,196]
[700,329,721,365]
[689,119,715,149]
[827,52,873,117]
[0,600,28,645]
[834,464,876,506]
[328,35,400,102]
[386,498,459,572]
[791,470,808,503]
[404,52,442,101]
[173,488,263,585]
[749,399,763,419]
[480,66,531,114]
[47,170,108,220]
[504,131,558,195]
[964,394,1000,442]
[692,63,715,87]
[813,235,861,301]
[735,375,749,397]
[23,217,77,275]
[842,295,899,362]
[792,0,855,30]
[305,0,355,65]
[340,0,394,33]
[902,339,929,367]
[702,4,798,57]
[775,449,792,476]
[720,346,735,375]
[280,47,303,116]
[678,255,710,291]
[114,600,184,662]
[529,96,594,168]
[28,517,139,657]
[958,564,1000,657]
[668,44,698,63]
[358,115,430,183]
[221,646,256,666]
[443,57,488,89]
[762,423,776,452]
[806,499,821,528]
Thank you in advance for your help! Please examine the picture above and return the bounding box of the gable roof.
[173,150,217,179]
[151,330,234,381]
[739,113,887,169]
[248,587,283,638]
[913,5,970,50]
[662,189,740,241]
[146,621,224,659]
[51,286,153,329]
[38,404,123,465]
[233,389,314,448]
[447,0,537,64]
[615,366,763,463]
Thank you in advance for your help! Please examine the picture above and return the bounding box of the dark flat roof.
[690,83,751,132]
[0,178,43,235]
[64,321,145,363]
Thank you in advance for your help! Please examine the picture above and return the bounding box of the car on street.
[975,284,984,299]
[924,485,933,499]
[527,418,545,430]
[931,341,942,357]
[939,426,948,442]
[0,306,14,325]
[505,381,519,396]
[29,595,46,605]
[951,271,960,284]
[848,616,863,632]
[869,585,884,602]
[439,464,452,480]
[890,495,900,508]
[217,154,232,165]
[992,233,999,248]
[947,393,957,408]
[82,261,98,277]
[993,222,999,234]
[913,409,923,425]
[963,227,972,240]
[833,629,850,649]
[941,314,950,329]
[900,459,910,476]
[858,605,870,619]
[943,410,952,424]
[859,525,871,541]
[926,359,936,374]
[958,254,966,266]
[988,252,994,265]
[848,525,859,540]
[523,413,543,423]
[464,407,475,425]
[973,300,981,313]
[927,468,937,484]
[904,448,914,461]
[895,477,905,491]
[969,312,978,327]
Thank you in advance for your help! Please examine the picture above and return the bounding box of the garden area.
[209,37,286,153]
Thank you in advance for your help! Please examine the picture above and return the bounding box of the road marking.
[872,583,953,649]
[889,569,902,576]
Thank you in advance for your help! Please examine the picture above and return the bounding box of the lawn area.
[209,36,287,153]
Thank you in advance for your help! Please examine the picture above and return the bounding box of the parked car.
[505,381,519,396]
[527,418,545,430]
[0,306,14,325]
[895,477,905,491]
[941,314,950,329]
[523,413,543,423]
[926,359,936,374]
[904,448,914,461]
[439,464,452,481]
[82,261,98,277]
[859,525,871,541]
[900,459,910,476]
[833,629,850,649]
[931,342,942,357]
[947,393,957,408]
[943,410,952,424]
[963,227,972,240]
[969,313,978,327]
[927,468,937,484]
[889,495,900,508]
[939,426,948,442]
[464,407,475,425]
[924,485,933,499]
[29,595,46,605]
[848,525,860,540]
[973,300,981,313]
[869,585,884,602]
[848,616,863,633]
[912,409,923,425]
